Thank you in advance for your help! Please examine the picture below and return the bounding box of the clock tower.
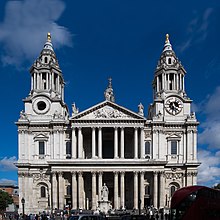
[147,35,199,198]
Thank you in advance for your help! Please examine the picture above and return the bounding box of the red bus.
[170,185,220,220]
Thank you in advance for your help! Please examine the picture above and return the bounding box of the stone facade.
[16,33,200,214]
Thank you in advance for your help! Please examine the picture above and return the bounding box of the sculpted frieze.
[94,106,131,119]
[33,173,50,183]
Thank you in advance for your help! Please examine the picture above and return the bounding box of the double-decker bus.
[170,185,220,220]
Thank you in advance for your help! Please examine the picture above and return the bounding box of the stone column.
[58,172,64,210]
[71,172,77,209]
[98,172,103,200]
[52,172,58,210]
[134,128,138,159]
[140,171,145,209]
[114,171,119,209]
[133,171,138,209]
[71,128,77,159]
[78,128,83,158]
[120,171,125,209]
[92,127,96,158]
[193,130,197,160]
[98,127,102,158]
[78,172,83,209]
[92,172,97,210]
[140,128,144,158]
[120,128,124,158]
[114,127,118,158]
[153,172,158,209]
[159,172,165,209]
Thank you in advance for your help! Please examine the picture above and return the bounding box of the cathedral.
[16,33,200,214]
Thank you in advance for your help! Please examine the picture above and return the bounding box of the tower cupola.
[29,33,65,101]
[153,34,187,100]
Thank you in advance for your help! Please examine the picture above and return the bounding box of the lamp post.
[21,197,25,219]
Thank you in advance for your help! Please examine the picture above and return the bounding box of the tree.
[0,190,13,214]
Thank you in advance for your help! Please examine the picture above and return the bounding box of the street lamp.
[21,197,25,219]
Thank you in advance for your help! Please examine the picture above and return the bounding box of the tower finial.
[47,32,51,42]
[165,34,169,43]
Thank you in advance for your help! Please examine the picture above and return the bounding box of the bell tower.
[22,33,68,120]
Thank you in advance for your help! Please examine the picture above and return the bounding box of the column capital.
[140,171,145,176]
[113,171,119,175]
[52,171,57,176]
[58,172,63,177]
[114,126,118,130]
[120,171,125,175]
[153,171,159,176]
[98,171,103,176]
[133,171,139,176]
[91,171,97,176]
[71,171,77,176]
[78,171,83,176]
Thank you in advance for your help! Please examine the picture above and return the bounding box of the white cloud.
[0,0,72,68]
[197,150,220,185]
[198,86,220,149]
[178,8,213,52]
[0,156,17,171]
[0,178,17,186]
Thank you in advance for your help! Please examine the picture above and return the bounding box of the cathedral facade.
[16,33,200,214]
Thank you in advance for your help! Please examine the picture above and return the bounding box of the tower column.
[58,172,64,210]
[98,172,103,200]
[92,172,97,210]
[78,128,83,158]
[159,171,165,208]
[98,127,102,158]
[120,128,124,158]
[140,171,145,209]
[114,171,119,209]
[78,172,83,209]
[92,127,96,158]
[153,172,158,209]
[71,128,76,159]
[134,128,138,159]
[140,127,145,158]
[120,172,125,209]
[71,172,77,209]
[133,171,138,209]
[52,172,58,209]
[114,127,118,158]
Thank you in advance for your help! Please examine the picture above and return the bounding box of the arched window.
[41,186,46,198]
[168,58,172,64]
[171,186,175,197]
[44,57,48,63]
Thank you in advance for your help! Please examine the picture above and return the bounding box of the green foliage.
[0,190,13,212]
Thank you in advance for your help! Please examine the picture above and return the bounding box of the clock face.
[165,97,183,115]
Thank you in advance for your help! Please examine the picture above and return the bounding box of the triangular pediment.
[71,100,145,120]
[166,133,182,140]
[34,133,49,141]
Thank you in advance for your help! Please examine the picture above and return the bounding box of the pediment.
[166,133,181,140]
[34,133,49,141]
[71,101,145,120]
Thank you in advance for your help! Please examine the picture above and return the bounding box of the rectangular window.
[145,141,151,155]
[66,141,72,159]
[39,141,45,155]
[171,141,177,155]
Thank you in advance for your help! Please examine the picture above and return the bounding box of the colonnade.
[71,127,145,159]
[50,170,166,211]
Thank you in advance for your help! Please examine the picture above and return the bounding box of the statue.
[101,183,109,201]
[138,103,144,116]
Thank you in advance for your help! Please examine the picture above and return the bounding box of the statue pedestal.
[98,200,111,214]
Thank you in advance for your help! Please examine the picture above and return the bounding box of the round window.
[37,101,47,111]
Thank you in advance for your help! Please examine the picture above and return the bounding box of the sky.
[0,0,220,187]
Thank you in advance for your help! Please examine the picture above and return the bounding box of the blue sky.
[0,0,220,187]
